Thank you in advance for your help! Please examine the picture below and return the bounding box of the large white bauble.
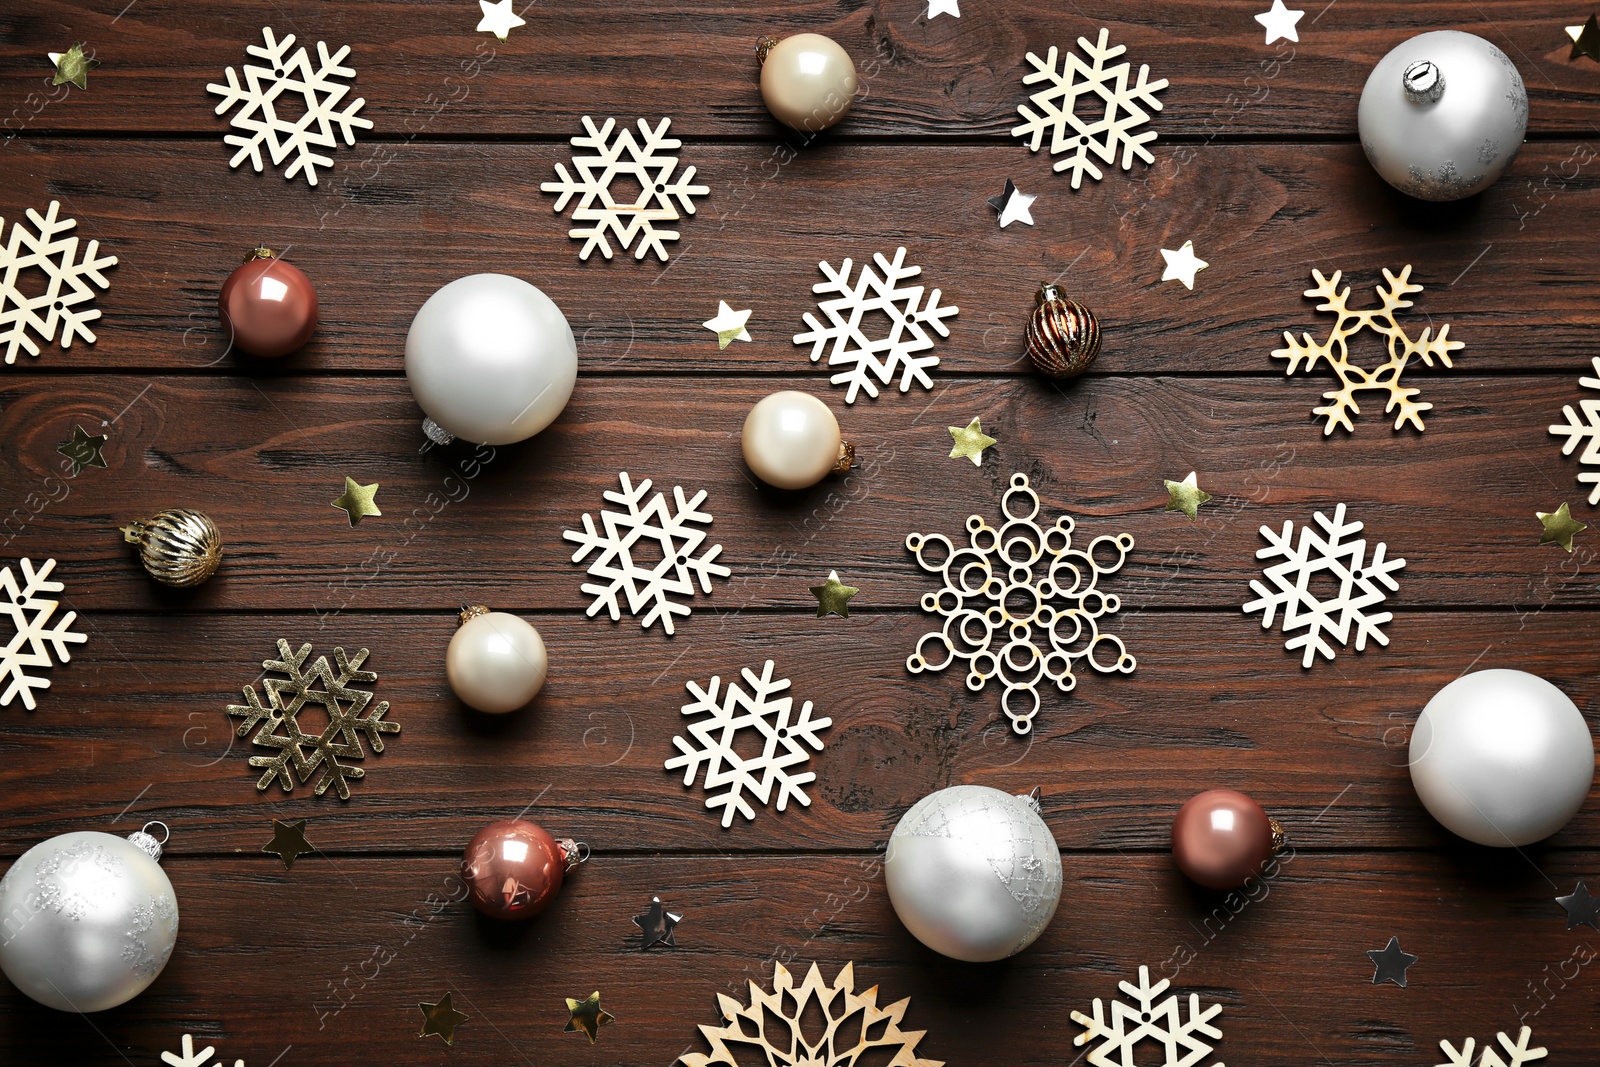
[1357,30,1527,201]
[1410,669,1595,846]
[884,784,1062,962]
[404,273,578,446]
[0,829,178,1012]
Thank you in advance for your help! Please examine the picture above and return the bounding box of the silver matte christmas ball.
[1410,669,1594,846]
[0,826,178,1012]
[1358,30,1527,201]
[884,785,1062,962]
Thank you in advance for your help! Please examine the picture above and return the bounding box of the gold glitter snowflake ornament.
[1272,265,1463,434]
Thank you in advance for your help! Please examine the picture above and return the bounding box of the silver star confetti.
[632,895,682,950]
[1366,936,1419,987]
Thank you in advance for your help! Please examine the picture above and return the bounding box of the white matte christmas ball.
[1357,30,1527,201]
[884,784,1062,962]
[405,273,578,446]
[447,609,548,714]
[0,829,178,1012]
[742,391,843,490]
[759,33,858,132]
[1410,669,1594,846]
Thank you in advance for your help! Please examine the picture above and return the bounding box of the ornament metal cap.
[557,838,589,872]
[1269,817,1286,854]
[458,604,492,626]
[756,35,779,63]
[1401,59,1445,103]
[126,821,170,862]
[1020,786,1043,814]
[242,245,276,264]
[421,417,456,446]
[833,440,857,475]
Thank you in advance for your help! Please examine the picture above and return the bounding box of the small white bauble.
[741,391,851,490]
[1357,30,1527,201]
[0,824,178,1012]
[758,33,858,132]
[405,273,578,446]
[1410,669,1594,846]
[447,607,548,714]
[884,784,1062,962]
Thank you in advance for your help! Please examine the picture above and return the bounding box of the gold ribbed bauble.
[120,509,222,588]
[1025,283,1101,379]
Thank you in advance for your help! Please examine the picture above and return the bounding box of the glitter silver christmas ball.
[1358,30,1527,201]
[884,785,1062,962]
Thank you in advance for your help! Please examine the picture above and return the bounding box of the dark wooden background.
[2,2,1598,1063]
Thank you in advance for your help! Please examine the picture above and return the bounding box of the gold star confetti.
[418,992,470,1045]
[260,818,316,870]
[1569,14,1600,61]
[947,417,996,466]
[55,424,107,475]
[331,476,381,526]
[1163,471,1213,521]
[48,43,99,89]
[809,570,859,618]
[564,991,614,1043]
[1538,502,1587,552]
[702,301,752,349]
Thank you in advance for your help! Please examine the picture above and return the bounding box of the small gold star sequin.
[947,417,996,466]
[1163,471,1213,521]
[1538,502,1587,552]
[261,818,316,870]
[702,301,752,349]
[48,43,99,89]
[809,570,859,618]
[564,991,614,1043]
[331,477,381,526]
[1569,14,1600,61]
[418,992,469,1045]
[56,424,107,475]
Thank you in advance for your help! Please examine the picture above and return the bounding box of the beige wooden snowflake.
[1272,265,1463,434]
[680,961,942,1067]
[1436,1027,1546,1067]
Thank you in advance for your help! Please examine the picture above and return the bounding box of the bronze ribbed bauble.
[120,508,222,587]
[1025,283,1101,379]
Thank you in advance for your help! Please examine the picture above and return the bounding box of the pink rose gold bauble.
[460,819,580,921]
[1170,789,1284,890]
[218,247,318,358]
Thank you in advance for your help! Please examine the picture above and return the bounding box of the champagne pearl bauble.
[1410,669,1595,846]
[218,248,318,358]
[405,273,578,446]
[447,606,548,714]
[1358,30,1527,201]
[120,508,223,588]
[757,34,858,132]
[1171,789,1283,890]
[461,819,580,921]
[0,824,177,1012]
[741,391,852,490]
[884,785,1062,962]
[1025,283,1101,379]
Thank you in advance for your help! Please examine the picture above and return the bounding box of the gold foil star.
[1163,471,1213,520]
[1570,14,1600,61]
[261,818,316,870]
[56,424,108,475]
[48,43,98,89]
[810,570,859,618]
[331,477,381,526]
[1538,502,1587,552]
[418,992,469,1045]
[948,417,996,466]
[564,991,614,1043]
[702,301,752,348]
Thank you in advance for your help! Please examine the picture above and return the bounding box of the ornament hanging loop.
[127,820,170,862]
[558,838,590,872]
[1021,785,1043,813]
[1402,60,1445,103]
[756,35,779,63]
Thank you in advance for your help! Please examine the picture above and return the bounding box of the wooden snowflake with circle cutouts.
[1272,265,1464,435]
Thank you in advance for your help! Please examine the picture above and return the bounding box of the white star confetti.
[476,0,526,40]
[1254,0,1304,44]
[702,301,751,349]
[0,201,117,364]
[927,0,961,17]
[1160,240,1208,289]
[987,179,1036,228]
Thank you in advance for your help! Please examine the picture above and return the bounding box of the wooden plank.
[0,141,1594,375]
[0,851,1593,1065]
[2,375,1598,610]
[2,2,1597,138]
[0,610,1595,853]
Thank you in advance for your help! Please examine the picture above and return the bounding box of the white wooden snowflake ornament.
[1012,29,1169,188]
[0,201,117,364]
[207,27,372,186]
[1549,356,1600,504]
[0,558,87,710]
[793,247,959,404]
[1072,965,1224,1067]
[665,660,832,827]
[1243,503,1405,667]
[541,116,708,262]
[563,472,730,635]
[163,1034,243,1067]
[1436,1027,1546,1067]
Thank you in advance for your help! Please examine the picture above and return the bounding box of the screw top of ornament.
[559,838,589,871]
[243,245,276,263]
[1402,59,1445,103]
[458,604,492,626]
[756,35,779,63]
[1036,282,1065,305]
[126,821,170,862]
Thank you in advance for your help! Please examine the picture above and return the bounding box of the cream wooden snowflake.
[1436,1027,1546,1067]
[162,1034,243,1067]
[0,558,87,710]
[1072,965,1223,1067]
[541,116,708,261]
[1548,356,1600,504]
[0,201,117,364]
[207,27,372,186]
